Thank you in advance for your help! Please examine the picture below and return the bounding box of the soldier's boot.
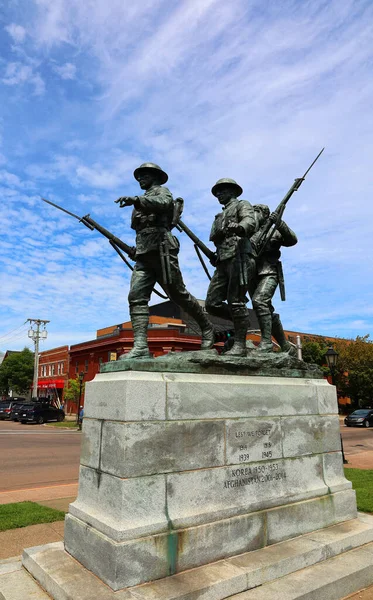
[225,314,250,356]
[256,314,274,353]
[190,304,215,350]
[272,313,296,355]
[119,306,152,360]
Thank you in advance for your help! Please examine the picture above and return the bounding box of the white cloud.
[5,23,26,44]
[53,61,76,80]
[1,61,45,95]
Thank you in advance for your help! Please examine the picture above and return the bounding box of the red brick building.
[38,345,69,405]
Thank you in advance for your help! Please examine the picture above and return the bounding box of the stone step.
[231,541,373,599]
[21,514,373,600]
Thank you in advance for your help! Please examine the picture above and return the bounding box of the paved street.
[0,420,81,493]
[341,420,373,468]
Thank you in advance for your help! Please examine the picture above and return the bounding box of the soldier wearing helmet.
[250,204,298,353]
[115,163,214,359]
[205,178,256,356]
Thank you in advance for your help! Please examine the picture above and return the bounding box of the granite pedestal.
[22,367,366,599]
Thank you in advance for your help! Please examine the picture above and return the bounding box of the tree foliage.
[64,377,85,409]
[301,339,330,376]
[302,335,373,407]
[334,335,373,408]
[0,348,34,395]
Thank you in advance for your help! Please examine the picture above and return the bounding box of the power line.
[0,321,28,342]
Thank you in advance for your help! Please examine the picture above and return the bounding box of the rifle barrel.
[178,219,215,262]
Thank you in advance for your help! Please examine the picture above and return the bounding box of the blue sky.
[1,0,373,352]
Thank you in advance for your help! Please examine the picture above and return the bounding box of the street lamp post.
[325,346,339,381]
[324,346,347,464]
[77,371,84,425]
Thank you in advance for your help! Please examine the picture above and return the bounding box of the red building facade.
[38,345,69,404]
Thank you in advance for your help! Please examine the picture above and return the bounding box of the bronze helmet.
[211,178,243,198]
[133,162,168,184]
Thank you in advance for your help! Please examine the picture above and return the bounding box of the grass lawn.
[45,420,79,428]
[344,468,373,513]
[0,501,66,532]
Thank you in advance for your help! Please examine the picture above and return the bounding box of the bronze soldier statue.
[116,162,214,359]
[250,204,297,353]
[205,178,256,356]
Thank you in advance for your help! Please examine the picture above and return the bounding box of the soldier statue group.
[115,162,299,360]
[44,151,323,360]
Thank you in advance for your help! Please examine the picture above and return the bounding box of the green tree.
[334,335,373,408]
[0,348,34,395]
[64,377,85,413]
[301,339,330,376]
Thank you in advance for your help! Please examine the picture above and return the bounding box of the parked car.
[344,409,373,428]
[10,402,32,421]
[0,398,27,420]
[19,402,65,424]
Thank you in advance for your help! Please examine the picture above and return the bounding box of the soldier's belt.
[136,226,170,233]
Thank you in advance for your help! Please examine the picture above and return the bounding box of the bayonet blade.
[41,197,82,220]
[302,147,324,179]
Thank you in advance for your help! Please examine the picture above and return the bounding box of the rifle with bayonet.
[254,147,324,257]
[176,219,216,264]
[41,197,169,299]
[174,214,216,281]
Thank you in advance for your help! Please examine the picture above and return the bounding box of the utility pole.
[27,319,50,400]
[296,335,303,360]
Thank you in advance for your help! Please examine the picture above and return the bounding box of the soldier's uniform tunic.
[249,222,297,318]
[205,198,256,321]
[128,184,212,331]
[249,217,297,351]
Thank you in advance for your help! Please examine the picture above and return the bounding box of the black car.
[19,402,65,424]
[10,402,32,421]
[0,398,26,420]
[344,409,373,428]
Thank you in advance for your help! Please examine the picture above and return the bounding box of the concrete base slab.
[0,565,50,600]
[20,514,373,600]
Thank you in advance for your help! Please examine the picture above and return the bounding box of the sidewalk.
[0,482,78,505]
[0,484,76,560]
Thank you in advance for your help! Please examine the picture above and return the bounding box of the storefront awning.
[38,378,66,389]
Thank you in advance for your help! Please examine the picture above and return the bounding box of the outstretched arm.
[116,187,173,214]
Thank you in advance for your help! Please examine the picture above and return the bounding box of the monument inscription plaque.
[225,418,282,464]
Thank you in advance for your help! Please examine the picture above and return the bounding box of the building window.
[57,363,60,375]
[51,364,55,375]
[85,359,89,373]
[75,362,79,374]
[60,362,64,374]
